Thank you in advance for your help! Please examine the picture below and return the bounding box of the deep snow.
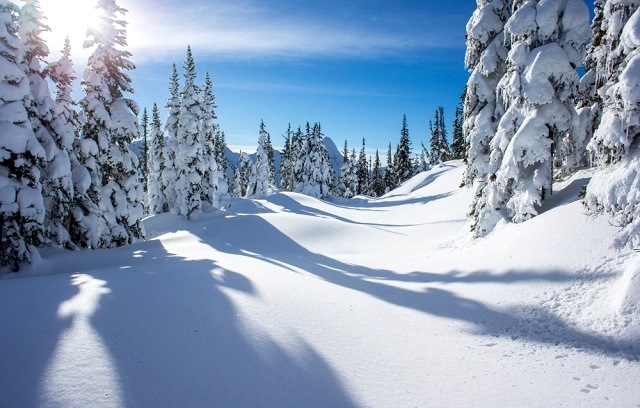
[1,160,639,407]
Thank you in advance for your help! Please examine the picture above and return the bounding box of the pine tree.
[384,143,395,193]
[584,0,640,247]
[19,1,76,249]
[146,103,166,214]
[173,46,205,218]
[357,137,369,195]
[476,0,590,233]
[232,152,252,198]
[294,123,333,199]
[337,142,358,198]
[251,120,272,197]
[44,37,79,249]
[139,107,149,192]
[81,0,145,247]
[0,0,45,270]
[394,114,413,184]
[162,63,180,210]
[265,129,276,187]
[214,130,230,189]
[279,124,294,190]
[370,149,385,198]
[201,71,223,207]
[429,107,450,165]
[451,104,465,160]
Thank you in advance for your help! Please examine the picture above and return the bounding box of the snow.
[1,161,639,407]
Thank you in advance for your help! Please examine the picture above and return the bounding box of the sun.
[38,0,103,57]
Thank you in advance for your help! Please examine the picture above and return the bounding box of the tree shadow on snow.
[208,215,639,361]
[0,239,359,408]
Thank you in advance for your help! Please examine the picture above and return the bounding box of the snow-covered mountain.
[1,161,638,407]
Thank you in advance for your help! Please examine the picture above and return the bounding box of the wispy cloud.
[122,0,463,62]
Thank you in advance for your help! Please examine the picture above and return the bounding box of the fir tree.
[294,123,333,199]
[584,0,640,247]
[265,129,276,186]
[146,103,166,214]
[279,124,294,190]
[44,37,79,249]
[139,107,149,190]
[357,137,369,195]
[451,104,465,160]
[0,0,45,270]
[429,107,450,165]
[173,46,205,218]
[214,130,230,188]
[370,149,385,198]
[394,114,413,184]
[384,143,395,193]
[337,142,358,198]
[251,120,272,197]
[162,63,180,210]
[201,71,223,207]
[81,0,145,247]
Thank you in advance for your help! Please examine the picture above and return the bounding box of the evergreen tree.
[139,107,148,191]
[232,152,252,198]
[475,0,590,234]
[201,71,223,207]
[81,0,145,247]
[214,130,230,188]
[173,46,205,219]
[265,129,276,186]
[279,124,294,190]
[394,114,413,184]
[0,0,46,270]
[384,143,395,193]
[251,120,272,197]
[584,0,640,247]
[337,143,358,198]
[19,1,76,249]
[370,149,385,198]
[44,37,80,249]
[162,63,180,211]
[357,137,369,195]
[294,123,333,199]
[146,103,166,214]
[451,104,465,160]
[462,0,510,187]
[429,107,450,165]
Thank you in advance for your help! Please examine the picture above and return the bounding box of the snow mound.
[611,255,640,342]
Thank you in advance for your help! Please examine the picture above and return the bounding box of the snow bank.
[611,255,640,342]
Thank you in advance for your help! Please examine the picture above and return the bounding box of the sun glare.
[39,0,103,57]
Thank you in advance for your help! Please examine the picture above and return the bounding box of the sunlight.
[38,0,103,58]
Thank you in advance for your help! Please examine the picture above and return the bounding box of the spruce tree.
[201,71,223,207]
[337,142,358,198]
[265,130,276,187]
[214,130,230,189]
[584,0,640,247]
[451,104,465,160]
[173,46,205,218]
[476,0,590,234]
[146,103,166,214]
[279,124,294,190]
[162,63,180,210]
[429,107,450,165]
[0,0,45,270]
[139,107,148,191]
[394,114,413,184]
[81,0,145,247]
[370,149,385,198]
[357,137,369,195]
[294,123,333,199]
[44,37,80,248]
[384,143,395,193]
[251,120,272,197]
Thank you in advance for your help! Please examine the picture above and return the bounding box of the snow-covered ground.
[1,160,638,407]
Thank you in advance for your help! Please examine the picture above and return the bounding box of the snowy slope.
[1,161,639,407]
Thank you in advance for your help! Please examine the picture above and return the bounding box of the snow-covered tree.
[80,0,145,247]
[279,124,295,190]
[584,0,640,247]
[162,63,180,210]
[356,137,369,195]
[384,143,395,193]
[0,0,45,270]
[214,130,229,187]
[337,146,358,198]
[173,46,205,218]
[19,2,76,249]
[146,103,166,214]
[250,120,272,198]
[294,123,334,199]
[394,114,413,184]
[462,0,510,187]
[370,149,385,197]
[472,0,591,235]
[451,104,466,160]
[265,129,276,186]
[139,107,148,191]
[200,71,223,207]
[429,107,450,166]
[232,152,252,198]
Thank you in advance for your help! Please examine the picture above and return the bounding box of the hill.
[1,161,638,407]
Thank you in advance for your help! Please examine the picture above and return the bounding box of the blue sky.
[40,0,592,154]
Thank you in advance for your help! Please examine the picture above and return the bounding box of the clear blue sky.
[41,0,593,154]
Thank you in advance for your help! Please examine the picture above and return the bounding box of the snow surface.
[1,161,639,407]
